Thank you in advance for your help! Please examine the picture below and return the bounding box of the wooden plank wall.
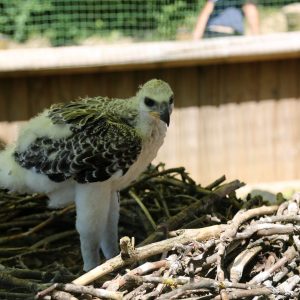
[0,57,300,185]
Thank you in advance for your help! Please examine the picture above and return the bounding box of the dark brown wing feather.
[14,117,142,183]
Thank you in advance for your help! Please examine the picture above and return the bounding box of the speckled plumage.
[0,79,174,271]
[14,99,142,183]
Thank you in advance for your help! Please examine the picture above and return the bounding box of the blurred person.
[193,0,260,39]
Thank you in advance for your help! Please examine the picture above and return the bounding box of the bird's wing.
[48,97,111,131]
[14,101,142,183]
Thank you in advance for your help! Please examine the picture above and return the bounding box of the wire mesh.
[0,0,298,47]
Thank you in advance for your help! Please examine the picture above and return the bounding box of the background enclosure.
[0,0,300,185]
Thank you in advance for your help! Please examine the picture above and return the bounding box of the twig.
[51,290,79,300]
[156,279,265,300]
[276,274,300,294]
[54,283,123,300]
[0,205,74,245]
[229,245,263,283]
[0,246,71,264]
[124,274,190,285]
[71,204,280,286]
[30,230,76,249]
[204,175,226,190]
[129,190,157,230]
[0,247,27,256]
[213,287,274,300]
[258,215,300,224]
[140,180,245,246]
[104,260,169,290]
[0,291,34,299]
[222,205,279,241]
[2,267,46,280]
[5,166,300,300]
[0,272,46,292]
[250,245,299,284]
[125,167,186,191]
[156,279,218,300]
[235,223,299,239]
[71,224,224,285]
[141,268,172,300]
[123,283,154,300]
[0,220,40,230]
[215,205,278,282]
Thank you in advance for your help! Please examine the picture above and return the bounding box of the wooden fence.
[0,32,300,185]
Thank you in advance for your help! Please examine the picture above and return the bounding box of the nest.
[1,164,299,299]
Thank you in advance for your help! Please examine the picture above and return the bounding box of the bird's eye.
[144,97,156,107]
[169,96,174,105]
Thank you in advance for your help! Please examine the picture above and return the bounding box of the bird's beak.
[159,104,170,127]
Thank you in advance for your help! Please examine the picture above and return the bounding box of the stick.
[56,283,123,300]
[204,175,226,190]
[249,245,299,284]
[72,224,224,285]
[71,204,279,286]
[0,205,74,245]
[213,287,273,300]
[103,260,169,290]
[139,180,245,246]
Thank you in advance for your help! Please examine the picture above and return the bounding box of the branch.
[71,204,279,286]
[250,245,299,284]
[72,224,224,285]
[139,180,245,246]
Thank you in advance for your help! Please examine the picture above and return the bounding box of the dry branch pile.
[1,164,298,299]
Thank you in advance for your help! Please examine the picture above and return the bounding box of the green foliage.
[0,0,52,42]
[0,0,202,46]
[259,0,298,6]
[0,0,297,46]
[154,1,187,39]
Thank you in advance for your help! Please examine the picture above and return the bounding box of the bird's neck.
[136,109,165,141]
[113,98,163,140]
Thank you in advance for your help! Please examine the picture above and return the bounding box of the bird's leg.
[74,183,112,271]
[100,191,120,259]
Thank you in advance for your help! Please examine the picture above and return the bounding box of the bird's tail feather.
[0,145,70,196]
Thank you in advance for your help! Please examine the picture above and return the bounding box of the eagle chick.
[0,79,174,271]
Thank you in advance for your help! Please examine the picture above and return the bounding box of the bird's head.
[137,79,174,127]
